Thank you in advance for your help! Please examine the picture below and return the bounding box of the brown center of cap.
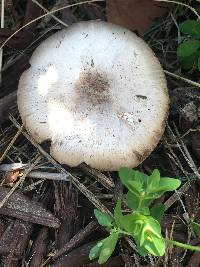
[74,70,111,106]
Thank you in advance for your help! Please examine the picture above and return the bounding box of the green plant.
[89,167,200,264]
[177,20,200,70]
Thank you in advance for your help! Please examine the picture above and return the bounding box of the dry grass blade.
[165,70,200,89]
[0,123,23,164]
[10,116,112,215]
[164,180,191,210]
[32,0,68,27]
[0,0,5,83]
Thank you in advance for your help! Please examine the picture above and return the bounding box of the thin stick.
[154,0,200,19]
[27,170,70,181]
[32,0,68,27]
[0,0,104,50]
[164,181,191,209]
[164,70,200,88]
[0,0,5,83]
[0,124,23,164]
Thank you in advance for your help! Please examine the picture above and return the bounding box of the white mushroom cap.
[17,21,169,171]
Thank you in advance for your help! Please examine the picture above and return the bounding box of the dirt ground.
[0,0,200,266]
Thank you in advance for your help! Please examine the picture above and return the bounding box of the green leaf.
[191,221,200,238]
[126,191,140,210]
[94,209,113,227]
[177,40,200,57]
[146,169,160,192]
[150,203,165,222]
[114,198,123,227]
[98,232,119,264]
[126,191,151,214]
[123,213,165,256]
[137,216,165,256]
[119,167,144,193]
[89,240,105,260]
[137,245,149,257]
[179,54,197,69]
[119,167,135,183]
[158,178,181,191]
[143,234,166,256]
[179,20,200,39]
[122,213,143,234]
[198,57,200,71]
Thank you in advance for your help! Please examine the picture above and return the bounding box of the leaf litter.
[0,0,199,266]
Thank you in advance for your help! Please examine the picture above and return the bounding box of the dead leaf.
[4,170,20,183]
[106,0,168,34]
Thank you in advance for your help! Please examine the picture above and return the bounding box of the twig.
[154,0,200,19]
[80,163,115,191]
[164,70,200,88]
[0,0,5,83]
[53,221,98,259]
[27,171,70,181]
[173,124,200,179]
[0,0,105,50]
[0,123,23,164]
[164,181,191,210]
[32,0,68,27]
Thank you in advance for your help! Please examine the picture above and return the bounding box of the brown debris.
[80,3,106,20]
[0,218,7,239]
[0,187,60,228]
[0,219,33,266]
[85,255,124,267]
[106,0,168,34]
[53,220,98,260]
[187,250,200,267]
[24,0,43,34]
[4,170,20,184]
[0,29,33,49]
[1,56,30,106]
[169,247,184,267]
[52,241,96,267]
[57,0,77,25]
[0,91,17,125]
[54,182,79,249]
[191,133,200,163]
[28,227,49,267]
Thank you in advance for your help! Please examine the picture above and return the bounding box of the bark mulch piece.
[28,227,49,267]
[0,187,60,228]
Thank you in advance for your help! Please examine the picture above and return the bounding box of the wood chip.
[0,187,60,228]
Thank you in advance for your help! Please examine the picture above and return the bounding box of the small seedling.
[89,167,200,264]
[177,20,200,70]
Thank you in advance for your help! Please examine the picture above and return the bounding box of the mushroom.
[17,21,169,171]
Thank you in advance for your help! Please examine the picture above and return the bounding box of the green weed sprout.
[89,167,200,264]
[177,20,200,70]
